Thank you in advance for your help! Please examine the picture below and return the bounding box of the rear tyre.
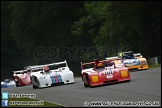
[83,74,90,87]
[37,80,42,89]
[33,85,37,89]
[84,82,89,87]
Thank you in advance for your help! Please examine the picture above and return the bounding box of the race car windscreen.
[48,63,66,70]
[123,52,135,59]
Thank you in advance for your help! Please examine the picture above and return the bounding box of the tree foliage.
[72,1,161,58]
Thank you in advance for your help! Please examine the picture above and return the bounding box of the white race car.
[28,60,75,89]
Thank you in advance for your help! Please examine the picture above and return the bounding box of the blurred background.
[1,1,161,80]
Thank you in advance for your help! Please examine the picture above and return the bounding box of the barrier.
[147,56,161,66]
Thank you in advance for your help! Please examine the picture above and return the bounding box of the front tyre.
[37,80,42,89]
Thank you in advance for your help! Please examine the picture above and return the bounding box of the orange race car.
[106,51,149,70]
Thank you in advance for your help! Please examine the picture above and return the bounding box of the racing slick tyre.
[16,81,20,87]
[37,80,42,89]
[33,85,38,89]
[84,82,89,87]
[83,74,90,87]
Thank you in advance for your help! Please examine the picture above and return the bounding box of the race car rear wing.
[28,60,68,70]
[106,56,118,60]
[13,70,26,74]
[55,60,68,66]
[81,59,122,70]
[106,56,124,63]
[134,53,143,58]
[119,51,134,54]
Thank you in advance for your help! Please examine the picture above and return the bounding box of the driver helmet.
[26,68,31,72]
[118,53,125,58]
[97,63,104,67]
[118,53,122,56]
[43,66,49,72]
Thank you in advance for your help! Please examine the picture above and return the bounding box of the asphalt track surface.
[1,67,161,107]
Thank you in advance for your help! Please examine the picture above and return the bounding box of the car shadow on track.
[89,80,131,88]
[16,84,31,87]
[129,69,148,73]
[29,82,76,90]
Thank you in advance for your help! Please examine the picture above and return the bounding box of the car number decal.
[51,76,56,84]
[54,75,58,83]
[106,74,113,78]
[104,70,113,74]
[56,74,62,83]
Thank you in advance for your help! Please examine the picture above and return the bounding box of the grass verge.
[149,64,161,68]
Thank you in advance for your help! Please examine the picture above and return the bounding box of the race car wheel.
[83,74,90,87]
[84,83,89,87]
[83,75,88,87]
[33,85,37,89]
[37,80,42,89]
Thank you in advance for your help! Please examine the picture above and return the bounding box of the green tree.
[1,1,23,80]
[8,1,86,76]
[71,1,161,58]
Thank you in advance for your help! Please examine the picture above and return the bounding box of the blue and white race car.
[27,60,75,89]
[1,78,16,88]
[106,51,148,70]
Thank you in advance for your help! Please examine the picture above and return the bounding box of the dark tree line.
[1,1,161,80]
